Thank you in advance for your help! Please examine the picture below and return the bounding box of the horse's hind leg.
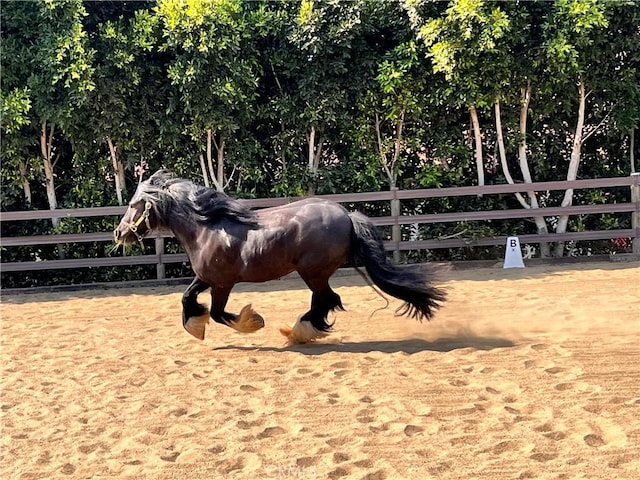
[281,277,344,345]
[182,277,211,340]
[209,286,265,334]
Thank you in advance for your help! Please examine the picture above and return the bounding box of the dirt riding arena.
[1,262,639,479]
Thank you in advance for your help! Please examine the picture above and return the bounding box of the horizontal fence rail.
[4,176,636,223]
[1,175,638,276]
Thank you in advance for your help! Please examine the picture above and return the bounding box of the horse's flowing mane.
[138,170,257,227]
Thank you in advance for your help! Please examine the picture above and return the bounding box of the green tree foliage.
[2,0,640,286]
[155,0,260,191]
[1,0,95,220]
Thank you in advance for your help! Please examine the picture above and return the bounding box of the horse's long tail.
[348,212,446,320]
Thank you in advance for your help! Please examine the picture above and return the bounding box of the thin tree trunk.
[554,80,586,257]
[313,137,323,174]
[116,156,125,198]
[375,112,404,261]
[308,125,316,176]
[392,111,404,185]
[494,100,528,209]
[40,120,59,228]
[374,112,403,189]
[374,114,388,183]
[107,137,124,206]
[206,128,215,187]
[216,135,226,192]
[517,83,551,257]
[390,113,404,262]
[469,105,484,190]
[307,126,324,195]
[41,120,64,259]
[18,161,32,206]
[200,129,233,192]
[204,129,226,192]
[199,153,210,188]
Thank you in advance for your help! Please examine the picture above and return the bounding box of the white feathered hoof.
[228,304,265,333]
[184,310,210,340]
[279,319,329,345]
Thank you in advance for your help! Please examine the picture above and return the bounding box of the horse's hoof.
[280,320,328,345]
[184,311,209,340]
[229,304,265,333]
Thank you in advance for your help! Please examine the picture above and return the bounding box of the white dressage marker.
[504,236,525,268]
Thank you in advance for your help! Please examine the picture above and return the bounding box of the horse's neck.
[162,215,201,247]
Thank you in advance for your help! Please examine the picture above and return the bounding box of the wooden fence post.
[391,187,401,262]
[155,236,166,279]
[631,173,640,255]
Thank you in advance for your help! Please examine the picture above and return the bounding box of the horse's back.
[258,198,350,227]
[253,198,353,280]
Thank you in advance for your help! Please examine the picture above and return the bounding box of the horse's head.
[113,196,157,246]
[113,171,171,246]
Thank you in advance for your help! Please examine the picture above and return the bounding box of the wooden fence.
[1,175,639,279]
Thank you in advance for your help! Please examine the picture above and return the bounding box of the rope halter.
[123,201,153,243]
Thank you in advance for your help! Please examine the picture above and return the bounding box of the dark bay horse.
[114,170,446,344]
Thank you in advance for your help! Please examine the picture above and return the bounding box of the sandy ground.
[1,262,639,480]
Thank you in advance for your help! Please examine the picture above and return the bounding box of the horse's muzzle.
[113,225,137,246]
[113,228,123,244]
[113,227,128,246]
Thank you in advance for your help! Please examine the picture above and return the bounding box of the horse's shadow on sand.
[213,335,516,356]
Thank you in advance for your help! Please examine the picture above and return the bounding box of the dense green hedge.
[1,0,638,287]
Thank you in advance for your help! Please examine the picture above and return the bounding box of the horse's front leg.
[182,277,211,340]
[209,286,265,334]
